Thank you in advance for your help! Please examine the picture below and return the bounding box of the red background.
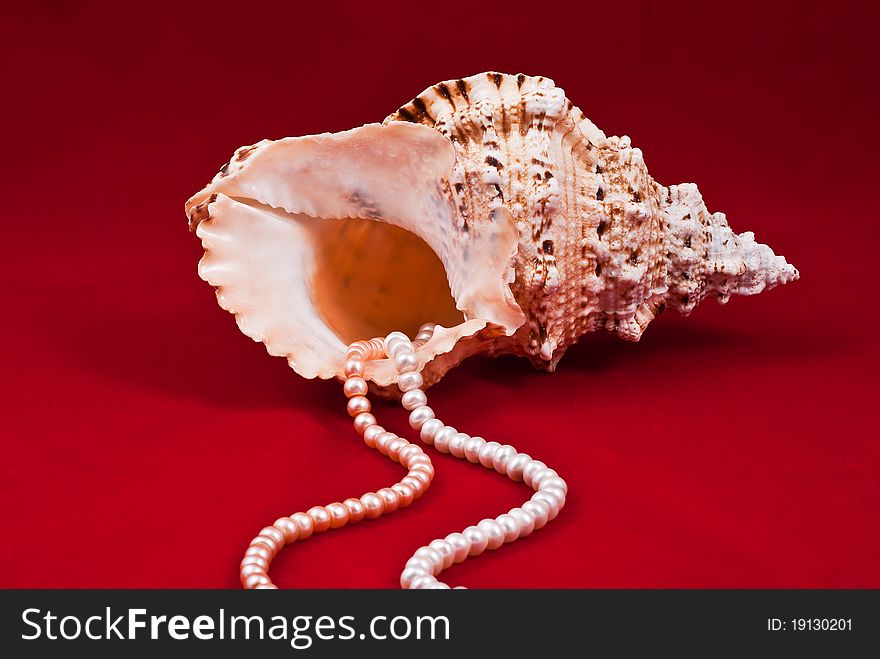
[2,1,878,588]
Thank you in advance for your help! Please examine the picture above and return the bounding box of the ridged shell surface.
[385,72,798,369]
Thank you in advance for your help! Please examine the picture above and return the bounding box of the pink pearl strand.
[239,338,435,589]
[389,324,568,590]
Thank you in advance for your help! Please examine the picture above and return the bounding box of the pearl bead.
[377,487,400,514]
[376,432,397,454]
[258,526,285,547]
[522,499,550,529]
[429,539,456,570]
[343,358,364,377]
[360,493,385,519]
[343,498,366,523]
[444,532,471,563]
[448,432,469,458]
[307,506,332,533]
[463,525,489,556]
[343,377,368,397]
[240,556,268,570]
[243,573,271,589]
[405,469,431,489]
[362,424,385,447]
[522,460,548,486]
[240,563,266,579]
[508,507,535,538]
[408,405,435,430]
[394,352,418,373]
[401,389,427,410]
[404,456,434,478]
[413,546,443,571]
[405,557,434,574]
[496,513,520,543]
[463,436,485,463]
[250,534,279,553]
[291,512,314,540]
[478,441,501,468]
[383,331,410,354]
[408,452,433,467]
[250,538,275,556]
[492,444,517,473]
[245,544,273,560]
[273,517,299,543]
[531,468,560,491]
[541,485,567,504]
[391,482,415,507]
[419,418,444,443]
[326,502,350,528]
[505,452,532,481]
[414,546,444,571]
[389,342,414,360]
[353,412,376,434]
[386,437,408,461]
[533,489,564,520]
[347,396,371,417]
[540,476,568,495]
[400,476,425,497]
[409,575,438,590]
[400,566,426,589]
[477,518,506,550]
[407,452,434,478]
[408,448,432,464]
[397,371,424,392]
[525,466,550,489]
[418,322,436,334]
[433,426,458,453]
[254,583,278,589]
[409,462,434,481]
[397,444,422,465]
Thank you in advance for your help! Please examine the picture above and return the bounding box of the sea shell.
[185,72,798,390]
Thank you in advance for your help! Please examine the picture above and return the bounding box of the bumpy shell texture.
[186,72,798,389]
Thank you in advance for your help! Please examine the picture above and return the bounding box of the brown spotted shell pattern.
[186,72,798,390]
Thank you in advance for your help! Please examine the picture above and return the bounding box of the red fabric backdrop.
[2,1,877,588]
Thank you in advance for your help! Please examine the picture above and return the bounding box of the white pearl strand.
[390,324,568,590]
[239,337,435,589]
[239,325,566,589]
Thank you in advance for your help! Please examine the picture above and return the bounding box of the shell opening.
[307,217,464,344]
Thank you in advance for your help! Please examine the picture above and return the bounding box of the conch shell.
[186,72,798,390]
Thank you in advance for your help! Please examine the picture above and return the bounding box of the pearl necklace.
[240,324,567,589]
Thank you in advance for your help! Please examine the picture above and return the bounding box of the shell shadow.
[51,289,341,413]
[449,314,834,391]
[50,264,828,418]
